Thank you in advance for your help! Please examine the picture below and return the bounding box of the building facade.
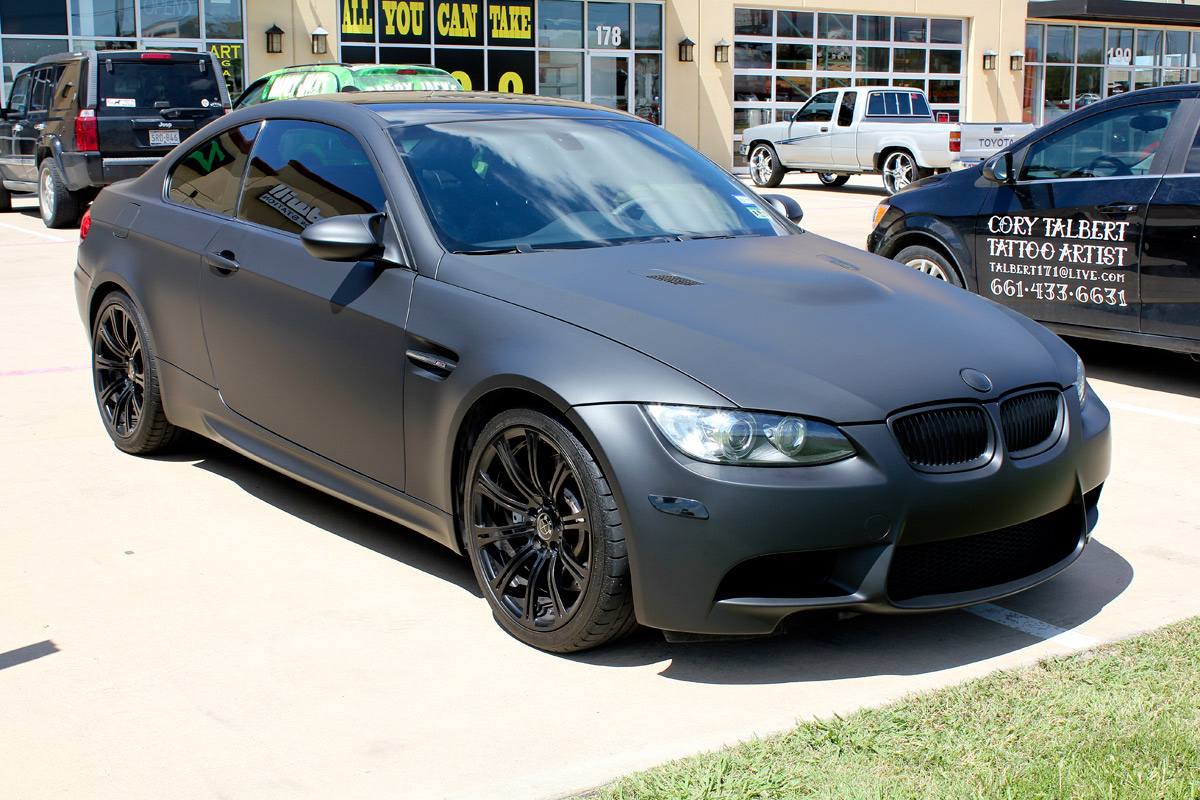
[2,0,1198,166]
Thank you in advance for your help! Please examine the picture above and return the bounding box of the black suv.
[0,50,230,227]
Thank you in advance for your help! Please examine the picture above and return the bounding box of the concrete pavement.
[2,183,1199,800]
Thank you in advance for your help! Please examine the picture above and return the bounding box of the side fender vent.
[646,272,704,286]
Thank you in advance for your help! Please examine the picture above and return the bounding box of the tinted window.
[30,67,62,112]
[235,78,269,108]
[1021,101,1179,180]
[795,90,837,122]
[168,122,261,215]
[837,91,856,126]
[238,120,387,234]
[97,59,223,115]
[7,72,31,115]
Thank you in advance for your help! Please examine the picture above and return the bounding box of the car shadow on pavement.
[570,538,1133,685]
[176,435,483,598]
[1069,337,1200,400]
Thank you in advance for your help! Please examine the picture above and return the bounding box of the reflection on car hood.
[436,234,1070,422]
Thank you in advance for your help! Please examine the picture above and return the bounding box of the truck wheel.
[39,160,86,229]
[748,144,786,188]
[817,173,849,188]
[894,244,964,288]
[881,151,929,196]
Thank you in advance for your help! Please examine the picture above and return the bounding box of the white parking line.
[966,603,1099,649]
[0,221,73,242]
[1105,401,1200,427]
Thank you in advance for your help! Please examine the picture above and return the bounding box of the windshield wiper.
[452,244,536,255]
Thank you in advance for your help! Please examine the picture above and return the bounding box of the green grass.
[582,618,1200,800]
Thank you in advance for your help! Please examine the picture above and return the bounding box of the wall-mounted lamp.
[714,39,730,63]
[982,49,997,71]
[678,37,695,63]
[1010,50,1025,71]
[311,27,329,55]
[266,24,285,54]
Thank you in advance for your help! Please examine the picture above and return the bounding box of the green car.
[234,63,462,108]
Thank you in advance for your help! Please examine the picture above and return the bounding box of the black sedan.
[75,92,1111,652]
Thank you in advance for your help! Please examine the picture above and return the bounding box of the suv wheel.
[39,160,86,228]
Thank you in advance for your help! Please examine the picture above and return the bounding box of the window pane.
[1078,27,1104,64]
[539,51,582,100]
[1021,100,1178,180]
[588,3,629,49]
[1075,67,1102,108]
[734,9,772,37]
[72,0,135,37]
[857,15,889,42]
[855,47,888,72]
[1165,30,1188,68]
[930,50,961,74]
[1109,29,1133,65]
[856,77,888,86]
[1,38,68,72]
[0,0,67,34]
[774,75,810,103]
[895,18,926,44]
[1023,65,1042,124]
[1025,23,1043,62]
[168,122,260,215]
[1137,30,1162,66]
[734,74,770,101]
[893,77,924,92]
[1046,25,1073,63]
[777,44,811,71]
[894,49,926,72]
[1044,64,1072,123]
[538,0,582,48]
[205,0,242,38]
[634,4,660,50]
[633,53,659,122]
[817,45,851,71]
[817,13,851,40]
[140,0,199,37]
[734,42,771,69]
[930,19,961,45]
[817,76,850,90]
[1135,68,1159,91]
[240,121,386,233]
[734,107,772,133]
[929,79,959,104]
[777,11,811,39]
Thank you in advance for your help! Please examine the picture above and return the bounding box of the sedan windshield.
[389,117,792,252]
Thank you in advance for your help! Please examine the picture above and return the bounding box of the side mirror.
[761,193,804,223]
[981,152,1014,184]
[301,213,385,262]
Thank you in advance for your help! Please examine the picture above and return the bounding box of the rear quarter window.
[168,122,261,215]
[97,60,224,115]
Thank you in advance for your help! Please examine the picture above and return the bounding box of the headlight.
[644,405,856,466]
[871,202,890,229]
[1074,354,1087,407]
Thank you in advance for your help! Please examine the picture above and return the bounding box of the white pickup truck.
[739,87,1035,195]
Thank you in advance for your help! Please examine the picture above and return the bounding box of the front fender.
[877,214,977,291]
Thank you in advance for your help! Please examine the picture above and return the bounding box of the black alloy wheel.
[92,292,179,454]
[465,409,636,652]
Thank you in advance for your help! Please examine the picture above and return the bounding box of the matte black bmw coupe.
[75,92,1112,652]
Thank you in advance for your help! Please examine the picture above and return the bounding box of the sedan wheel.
[881,151,926,196]
[894,244,964,288]
[748,143,785,188]
[92,292,180,454]
[465,409,636,652]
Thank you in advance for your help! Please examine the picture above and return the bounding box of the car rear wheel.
[92,292,181,454]
[464,408,637,652]
[817,173,849,187]
[748,143,786,188]
[894,244,964,288]
[881,151,929,196]
[39,160,86,228]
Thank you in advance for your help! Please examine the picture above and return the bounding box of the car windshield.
[389,117,792,252]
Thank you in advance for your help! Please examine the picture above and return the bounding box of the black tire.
[92,291,181,454]
[880,150,930,196]
[0,183,12,212]
[464,408,637,652]
[39,159,86,228]
[747,143,786,188]
[894,244,964,288]
[816,173,849,187]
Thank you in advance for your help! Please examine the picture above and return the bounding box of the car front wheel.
[748,143,786,188]
[39,159,86,228]
[464,408,637,652]
[894,244,964,288]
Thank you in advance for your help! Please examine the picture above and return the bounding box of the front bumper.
[571,388,1111,636]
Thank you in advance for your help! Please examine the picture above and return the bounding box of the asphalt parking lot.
[4,178,1200,800]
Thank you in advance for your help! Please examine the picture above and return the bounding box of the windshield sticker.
[259,183,326,228]
[985,214,1131,308]
[106,98,135,107]
[733,194,755,205]
[748,207,770,219]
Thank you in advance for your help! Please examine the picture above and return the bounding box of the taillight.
[79,208,92,241]
[76,109,98,152]
[949,130,961,153]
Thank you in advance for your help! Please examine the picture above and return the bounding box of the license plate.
[149,130,180,146]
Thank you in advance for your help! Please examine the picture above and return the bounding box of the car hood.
[435,234,1073,422]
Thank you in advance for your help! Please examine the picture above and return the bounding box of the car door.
[200,119,415,491]
[973,98,1182,332]
[1139,112,1200,343]
[828,90,857,170]
[775,90,837,169]
[0,70,32,184]
[21,66,62,180]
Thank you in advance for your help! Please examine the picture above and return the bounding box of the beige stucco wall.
[244,2,339,86]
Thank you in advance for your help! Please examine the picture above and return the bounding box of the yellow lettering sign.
[382,0,425,35]
[488,5,531,39]
[436,2,478,38]
[342,0,375,34]
[451,70,472,90]
[497,71,524,93]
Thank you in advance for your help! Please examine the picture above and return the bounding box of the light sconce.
[311,27,329,55]
[678,37,695,63]
[714,39,730,63]
[266,24,285,54]
[1010,50,1025,71]
[982,49,997,71]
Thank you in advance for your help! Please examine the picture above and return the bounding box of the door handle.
[819,126,829,132]
[1100,202,1139,215]
[204,250,240,274]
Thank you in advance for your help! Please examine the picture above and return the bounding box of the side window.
[866,92,884,116]
[29,67,60,112]
[837,91,856,127]
[238,120,387,235]
[6,72,31,116]
[1020,100,1179,181]
[794,91,837,123]
[167,122,262,215]
[235,79,270,109]
[53,63,80,112]
[1184,126,1200,174]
